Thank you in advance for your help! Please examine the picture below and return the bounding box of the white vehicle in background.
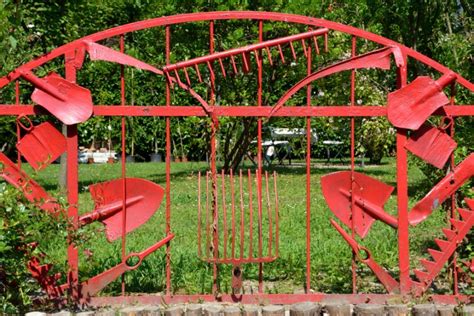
[78,150,117,164]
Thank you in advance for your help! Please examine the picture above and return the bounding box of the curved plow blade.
[321,171,394,238]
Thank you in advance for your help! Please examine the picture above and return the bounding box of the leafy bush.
[0,183,67,313]
[358,117,395,164]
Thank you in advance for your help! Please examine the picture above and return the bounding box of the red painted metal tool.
[22,71,93,125]
[270,46,403,116]
[321,171,394,237]
[28,233,174,299]
[83,178,165,241]
[331,219,400,293]
[387,72,457,130]
[409,153,474,225]
[405,121,457,169]
[412,199,474,294]
[15,115,66,171]
[0,152,60,214]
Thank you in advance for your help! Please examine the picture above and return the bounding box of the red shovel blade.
[16,121,66,171]
[31,73,93,125]
[405,124,457,169]
[88,178,164,241]
[387,73,456,130]
[321,171,394,238]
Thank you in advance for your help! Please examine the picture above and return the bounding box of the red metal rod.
[350,35,357,294]
[289,41,297,60]
[198,171,202,257]
[206,171,210,258]
[15,80,21,168]
[119,34,127,296]
[194,64,203,82]
[242,52,251,73]
[218,58,226,78]
[163,29,328,72]
[183,67,191,86]
[257,19,264,294]
[165,25,172,294]
[324,32,328,52]
[396,55,410,294]
[273,171,279,257]
[265,46,273,65]
[206,61,215,84]
[230,169,236,259]
[265,171,273,257]
[230,55,238,75]
[449,83,458,295]
[65,49,79,300]
[301,39,307,57]
[247,169,254,259]
[305,42,312,293]
[277,44,286,64]
[221,170,228,259]
[239,169,245,259]
[312,36,320,55]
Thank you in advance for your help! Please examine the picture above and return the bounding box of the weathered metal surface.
[16,115,66,170]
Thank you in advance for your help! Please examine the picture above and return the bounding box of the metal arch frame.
[0,11,473,306]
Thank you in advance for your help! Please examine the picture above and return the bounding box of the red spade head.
[321,171,394,238]
[89,178,164,241]
[31,73,93,125]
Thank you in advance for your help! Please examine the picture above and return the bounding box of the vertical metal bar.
[206,171,211,258]
[350,36,358,294]
[198,171,202,258]
[230,169,236,259]
[257,19,264,293]
[273,171,279,257]
[15,80,21,168]
[221,170,228,259]
[239,170,245,259]
[396,54,410,294]
[165,25,172,295]
[119,34,127,296]
[64,50,79,300]
[247,169,254,260]
[305,42,312,293]
[209,20,219,294]
[449,83,458,295]
[265,171,273,257]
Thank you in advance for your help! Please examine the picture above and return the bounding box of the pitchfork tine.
[206,61,215,83]
[301,39,308,57]
[230,55,238,75]
[183,67,192,86]
[312,36,320,55]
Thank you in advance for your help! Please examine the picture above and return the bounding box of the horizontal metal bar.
[1,105,473,117]
[89,293,471,306]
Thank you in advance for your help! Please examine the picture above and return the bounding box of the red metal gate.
[0,11,473,306]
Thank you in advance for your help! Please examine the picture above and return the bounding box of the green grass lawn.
[18,158,457,295]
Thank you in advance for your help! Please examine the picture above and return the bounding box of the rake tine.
[239,169,245,259]
[173,69,183,85]
[230,55,239,75]
[265,170,273,257]
[254,49,261,67]
[164,71,174,89]
[242,52,251,73]
[205,171,211,258]
[198,171,202,257]
[194,64,203,82]
[247,169,253,259]
[218,58,227,78]
[206,61,215,83]
[221,169,228,259]
[183,67,192,86]
[265,46,273,66]
[230,169,236,259]
[324,33,328,52]
[273,171,279,257]
[312,36,320,55]
[289,41,297,60]
[301,39,308,58]
[277,44,286,64]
